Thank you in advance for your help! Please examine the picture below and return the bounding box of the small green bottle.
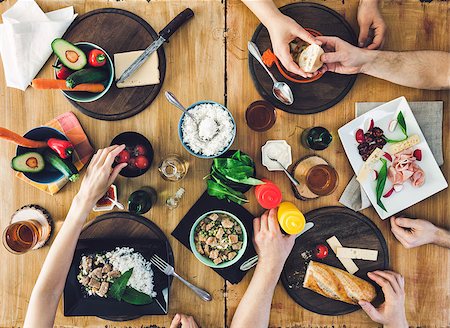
[128,186,157,214]
[301,127,333,150]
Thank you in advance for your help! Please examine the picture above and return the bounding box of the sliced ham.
[387,149,425,188]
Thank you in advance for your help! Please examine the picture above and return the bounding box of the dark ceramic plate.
[64,212,174,321]
[16,126,71,184]
[110,131,154,178]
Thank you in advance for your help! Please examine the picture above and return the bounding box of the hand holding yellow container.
[277,202,306,235]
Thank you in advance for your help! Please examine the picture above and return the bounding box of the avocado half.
[11,152,45,173]
[51,38,87,70]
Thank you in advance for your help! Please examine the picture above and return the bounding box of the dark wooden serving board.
[249,2,357,114]
[62,9,166,120]
[281,206,389,316]
[64,212,174,321]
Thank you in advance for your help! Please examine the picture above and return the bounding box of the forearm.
[24,195,92,328]
[361,50,450,90]
[241,0,283,27]
[433,227,450,248]
[230,261,281,328]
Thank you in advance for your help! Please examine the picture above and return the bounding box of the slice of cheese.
[336,247,378,261]
[114,50,160,88]
[356,147,385,183]
[388,134,420,154]
[326,236,359,274]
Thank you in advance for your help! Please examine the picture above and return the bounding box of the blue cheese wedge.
[388,134,420,154]
[114,50,160,88]
[326,236,359,274]
[356,147,385,183]
[336,247,378,261]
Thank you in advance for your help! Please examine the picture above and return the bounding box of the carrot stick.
[0,127,47,148]
[31,79,105,93]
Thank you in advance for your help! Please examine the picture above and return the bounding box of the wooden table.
[0,1,448,327]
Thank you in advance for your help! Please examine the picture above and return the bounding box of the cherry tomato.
[134,144,146,156]
[115,150,130,164]
[135,155,149,170]
[315,244,329,259]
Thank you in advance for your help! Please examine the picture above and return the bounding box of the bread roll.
[303,261,376,305]
[298,44,324,73]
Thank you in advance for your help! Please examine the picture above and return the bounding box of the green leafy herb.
[383,136,408,144]
[121,286,154,305]
[397,111,407,137]
[108,268,133,301]
[207,179,249,205]
[375,159,388,211]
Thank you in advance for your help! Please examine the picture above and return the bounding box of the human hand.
[357,0,386,49]
[316,36,374,75]
[76,145,127,208]
[266,13,321,78]
[359,270,408,328]
[253,208,295,274]
[390,216,439,249]
[169,313,199,328]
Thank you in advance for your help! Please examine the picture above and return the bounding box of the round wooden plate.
[249,3,357,114]
[62,8,166,120]
[281,206,389,316]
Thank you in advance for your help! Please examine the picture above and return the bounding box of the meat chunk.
[213,257,223,265]
[102,264,112,274]
[196,242,204,255]
[205,222,215,231]
[204,244,210,257]
[198,234,207,242]
[228,234,239,244]
[228,252,237,261]
[235,226,242,235]
[206,237,217,246]
[90,267,103,279]
[81,256,92,273]
[215,227,224,240]
[96,281,109,297]
[221,218,234,229]
[232,242,243,250]
[209,213,219,221]
[79,275,90,286]
[88,278,101,289]
[209,250,219,260]
[107,270,121,279]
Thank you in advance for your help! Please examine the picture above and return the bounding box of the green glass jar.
[128,186,157,214]
[301,127,333,150]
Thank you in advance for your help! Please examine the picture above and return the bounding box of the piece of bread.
[303,261,376,305]
[298,44,324,73]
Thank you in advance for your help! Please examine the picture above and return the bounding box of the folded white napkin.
[0,0,77,90]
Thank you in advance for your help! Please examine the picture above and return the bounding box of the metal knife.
[116,8,194,84]
[239,221,315,271]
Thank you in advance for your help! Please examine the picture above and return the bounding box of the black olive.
[372,127,384,137]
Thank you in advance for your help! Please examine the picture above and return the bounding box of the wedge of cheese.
[336,247,378,261]
[326,236,359,274]
[114,50,160,88]
[388,134,420,154]
[298,44,324,73]
[356,147,385,183]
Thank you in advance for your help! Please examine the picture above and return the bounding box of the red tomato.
[315,244,329,259]
[135,155,149,170]
[115,150,130,164]
[134,144,146,156]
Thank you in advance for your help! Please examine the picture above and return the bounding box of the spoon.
[247,42,294,105]
[106,197,124,210]
[165,91,219,141]
[268,156,300,187]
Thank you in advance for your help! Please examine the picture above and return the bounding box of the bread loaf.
[298,44,324,73]
[303,261,376,305]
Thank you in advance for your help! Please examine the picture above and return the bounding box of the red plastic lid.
[255,179,282,209]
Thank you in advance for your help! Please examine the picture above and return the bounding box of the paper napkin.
[339,101,444,212]
[0,0,77,90]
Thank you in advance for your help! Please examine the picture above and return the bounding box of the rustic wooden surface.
[0,0,449,327]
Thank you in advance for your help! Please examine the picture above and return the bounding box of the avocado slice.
[51,38,87,71]
[11,152,45,173]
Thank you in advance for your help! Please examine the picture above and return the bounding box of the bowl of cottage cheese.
[178,101,236,158]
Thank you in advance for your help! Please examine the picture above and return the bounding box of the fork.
[150,254,212,301]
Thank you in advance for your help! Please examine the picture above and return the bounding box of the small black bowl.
[110,132,154,178]
[16,127,71,184]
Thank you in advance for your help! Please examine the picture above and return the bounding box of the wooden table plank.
[0,1,226,327]
[225,0,449,327]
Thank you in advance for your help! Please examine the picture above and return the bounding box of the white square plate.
[338,96,447,219]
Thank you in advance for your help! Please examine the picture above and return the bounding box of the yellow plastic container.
[277,202,306,235]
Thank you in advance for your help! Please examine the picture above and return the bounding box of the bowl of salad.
[189,210,247,269]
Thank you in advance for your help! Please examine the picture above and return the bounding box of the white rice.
[181,103,234,156]
[105,247,157,297]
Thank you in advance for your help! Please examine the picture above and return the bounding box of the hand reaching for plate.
[359,270,408,328]
[170,313,199,328]
[390,216,445,249]
[357,0,386,49]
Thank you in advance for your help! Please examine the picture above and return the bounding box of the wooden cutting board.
[280,206,389,316]
[249,2,357,114]
[62,9,166,120]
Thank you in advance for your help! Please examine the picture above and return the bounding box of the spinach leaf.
[231,150,242,161]
[383,136,408,144]
[397,111,407,137]
[108,268,133,301]
[207,179,249,204]
[375,159,388,211]
[122,286,154,305]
